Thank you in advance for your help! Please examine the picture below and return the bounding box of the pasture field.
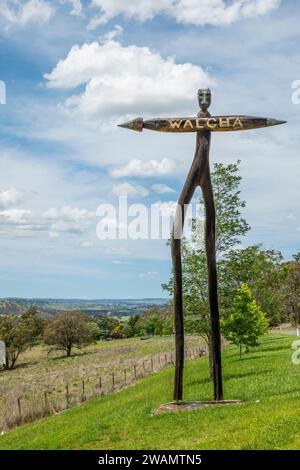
[1,334,300,450]
[0,335,201,430]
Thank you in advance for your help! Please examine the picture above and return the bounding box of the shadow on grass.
[49,352,87,361]
[188,368,273,386]
[230,355,265,363]
[267,387,300,398]
[1,360,39,371]
[263,336,287,342]
[259,345,291,353]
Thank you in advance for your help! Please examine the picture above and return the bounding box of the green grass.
[0,335,201,430]
[1,333,300,450]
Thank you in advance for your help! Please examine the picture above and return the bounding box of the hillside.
[1,334,300,450]
[0,298,168,318]
[0,335,201,431]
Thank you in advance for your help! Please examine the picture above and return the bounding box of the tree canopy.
[44,311,97,357]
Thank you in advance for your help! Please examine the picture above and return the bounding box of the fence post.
[99,377,102,390]
[111,373,115,390]
[17,398,22,422]
[66,384,70,407]
[143,361,146,374]
[151,358,154,372]
[44,391,49,413]
[134,365,137,380]
[124,369,127,383]
[82,380,86,402]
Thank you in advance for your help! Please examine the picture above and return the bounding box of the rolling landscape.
[0,298,168,318]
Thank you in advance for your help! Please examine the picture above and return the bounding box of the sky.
[0,0,299,299]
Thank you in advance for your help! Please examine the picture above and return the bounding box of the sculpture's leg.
[172,139,207,403]
[198,130,224,401]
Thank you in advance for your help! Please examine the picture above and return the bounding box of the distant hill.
[0,298,169,318]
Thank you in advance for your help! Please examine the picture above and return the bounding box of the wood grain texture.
[118,116,286,133]
[171,111,223,402]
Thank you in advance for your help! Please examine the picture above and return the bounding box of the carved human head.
[198,88,211,111]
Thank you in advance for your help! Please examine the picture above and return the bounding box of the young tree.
[44,311,97,357]
[221,284,269,359]
[0,307,44,370]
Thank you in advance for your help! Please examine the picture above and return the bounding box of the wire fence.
[0,346,208,433]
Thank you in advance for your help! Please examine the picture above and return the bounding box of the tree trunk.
[208,336,214,379]
[4,353,9,370]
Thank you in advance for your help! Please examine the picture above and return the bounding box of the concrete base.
[153,400,243,415]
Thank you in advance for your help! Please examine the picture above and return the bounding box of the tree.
[163,161,250,371]
[123,315,140,338]
[44,311,97,357]
[137,305,173,337]
[221,284,269,359]
[0,307,44,370]
[220,246,287,325]
[293,252,300,263]
[96,317,120,339]
[284,253,300,327]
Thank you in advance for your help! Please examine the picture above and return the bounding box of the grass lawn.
[0,335,201,430]
[0,333,300,450]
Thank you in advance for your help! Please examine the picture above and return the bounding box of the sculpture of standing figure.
[171,89,223,403]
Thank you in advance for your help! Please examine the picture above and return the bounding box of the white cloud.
[44,37,215,123]
[152,183,175,194]
[110,158,177,178]
[241,0,280,18]
[103,24,123,41]
[138,271,159,278]
[0,0,54,26]
[81,240,94,248]
[61,0,82,16]
[43,205,94,222]
[112,183,149,198]
[0,189,24,208]
[88,0,280,28]
[0,208,32,224]
[43,206,94,237]
[0,204,95,238]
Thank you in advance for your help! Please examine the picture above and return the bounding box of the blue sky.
[0,0,299,299]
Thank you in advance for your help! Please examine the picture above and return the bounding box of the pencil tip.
[267,118,287,127]
[117,118,144,132]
